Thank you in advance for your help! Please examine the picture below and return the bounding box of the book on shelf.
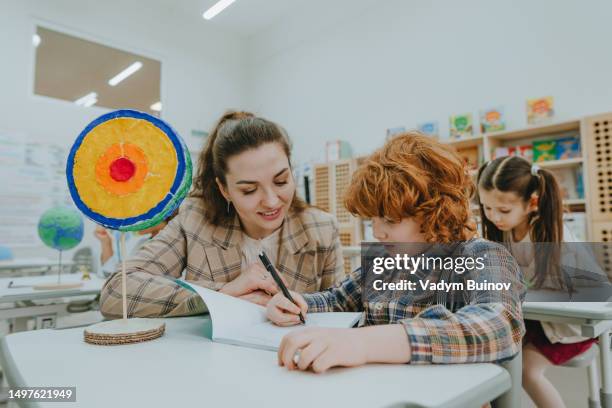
[533,139,558,162]
[526,96,554,125]
[417,121,439,138]
[532,135,582,163]
[549,167,580,200]
[564,212,587,242]
[575,167,584,198]
[555,135,581,159]
[492,145,533,161]
[449,113,473,139]
[480,107,506,133]
[362,219,374,241]
[493,134,581,163]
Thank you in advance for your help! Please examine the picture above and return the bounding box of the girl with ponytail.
[100,111,344,319]
[477,155,595,408]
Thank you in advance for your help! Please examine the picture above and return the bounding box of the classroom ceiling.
[170,0,307,37]
[30,0,314,115]
[161,0,379,38]
[32,0,377,113]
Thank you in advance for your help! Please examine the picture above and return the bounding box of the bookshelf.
[444,134,484,150]
[537,157,583,170]
[485,119,581,142]
[442,111,612,241]
[564,198,586,206]
[313,158,363,275]
[311,112,612,252]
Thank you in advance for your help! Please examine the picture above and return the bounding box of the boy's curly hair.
[344,132,475,243]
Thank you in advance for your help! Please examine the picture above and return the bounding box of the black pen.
[258,250,306,324]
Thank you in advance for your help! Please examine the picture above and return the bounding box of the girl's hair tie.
[531,164,540,176]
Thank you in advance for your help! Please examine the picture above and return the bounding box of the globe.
[38,207,84,251]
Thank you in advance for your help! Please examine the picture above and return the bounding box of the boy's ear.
[215,177,230,201]
[528,193,539,213]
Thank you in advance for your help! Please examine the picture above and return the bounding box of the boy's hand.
[266,291,308,326]
[278,328,367,373]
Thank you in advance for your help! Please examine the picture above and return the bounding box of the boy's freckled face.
[478,189,533,231]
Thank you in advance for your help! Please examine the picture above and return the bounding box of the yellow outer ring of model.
[72,117,178,219]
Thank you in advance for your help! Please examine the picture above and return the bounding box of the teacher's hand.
[239,290,273,306]
[220,262,280,297]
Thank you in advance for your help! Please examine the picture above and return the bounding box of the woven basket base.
[84,318,165,346]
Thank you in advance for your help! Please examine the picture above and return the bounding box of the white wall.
[4,0,612,259]
[245,0,612,164]
[0,0,247,259]
[1,0,247,150]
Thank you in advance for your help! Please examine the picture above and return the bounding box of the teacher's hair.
[191,111,306,225]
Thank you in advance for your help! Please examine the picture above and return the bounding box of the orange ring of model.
[95,143,148,196]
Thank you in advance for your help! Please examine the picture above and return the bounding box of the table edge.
[522,304,612,320]
[0,336,41,408]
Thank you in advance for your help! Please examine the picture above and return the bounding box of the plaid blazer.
[99,198,344,318]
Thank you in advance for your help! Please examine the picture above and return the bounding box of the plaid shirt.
[304,239,526,364]
[100,198,344,319]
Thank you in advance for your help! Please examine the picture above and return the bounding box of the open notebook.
[178,281,361,351]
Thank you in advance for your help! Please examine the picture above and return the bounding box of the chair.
[70,246,94,274]
[561,343,600,408]
[0,246,13,261]
[492,349,522,408]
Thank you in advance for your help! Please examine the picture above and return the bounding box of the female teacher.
[100,111,344,318]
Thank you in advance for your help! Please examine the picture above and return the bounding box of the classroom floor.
[522,366,595,407]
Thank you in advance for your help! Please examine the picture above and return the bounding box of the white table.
[523,302,612,407]
[0,316,513,408]
[0,274,106,331]
[0,259,74,275]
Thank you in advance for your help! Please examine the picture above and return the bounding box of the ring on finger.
[293,349,301,365]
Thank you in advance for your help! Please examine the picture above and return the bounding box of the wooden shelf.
[314,111,612,242]
[471,200,584,213]
[441,135,483,149]
[537,157,583,170]
[341,246,361,255]
[564,198,586,206]
[485,119,581,142]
